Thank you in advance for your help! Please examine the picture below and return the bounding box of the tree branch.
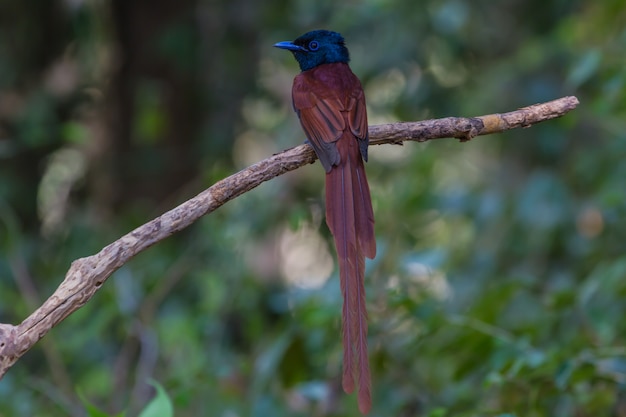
[0,95,579,378]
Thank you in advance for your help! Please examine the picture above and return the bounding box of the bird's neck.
[301,62,354,82]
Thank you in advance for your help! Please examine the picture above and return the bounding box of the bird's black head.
[274,30,350,72]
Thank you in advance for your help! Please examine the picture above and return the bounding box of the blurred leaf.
[138,381,174,417]
[566,49,601,89]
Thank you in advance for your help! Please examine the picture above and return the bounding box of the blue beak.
[273,41,307,52]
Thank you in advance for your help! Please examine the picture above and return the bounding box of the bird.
[274,30,376,414]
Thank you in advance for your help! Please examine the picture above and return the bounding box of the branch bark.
[0,95,579,378]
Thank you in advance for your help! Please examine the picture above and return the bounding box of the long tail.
[325,134,376,414]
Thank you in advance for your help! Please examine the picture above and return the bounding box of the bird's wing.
[292,86,345,172]
[292,71,369,172]
[346,88,370,162]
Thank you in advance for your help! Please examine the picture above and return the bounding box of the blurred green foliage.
[80,380,172,417]
[1,0,626,416]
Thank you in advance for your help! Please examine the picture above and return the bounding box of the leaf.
[137,380,174,417]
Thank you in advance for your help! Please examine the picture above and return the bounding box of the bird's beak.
[273,41,307,52]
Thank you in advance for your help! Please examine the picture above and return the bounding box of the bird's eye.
[308,41,319,51]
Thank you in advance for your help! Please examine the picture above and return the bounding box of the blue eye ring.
[308,41,319,51]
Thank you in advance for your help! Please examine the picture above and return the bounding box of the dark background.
[1,0,625,416]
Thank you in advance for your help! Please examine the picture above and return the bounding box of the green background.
[1,0,625,416]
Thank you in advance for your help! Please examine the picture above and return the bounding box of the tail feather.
[325,133,375,414]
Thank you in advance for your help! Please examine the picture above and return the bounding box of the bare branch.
[0,95,579,378]
[368,95,580,144]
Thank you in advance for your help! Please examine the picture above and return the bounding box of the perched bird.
[274,30,376,414]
